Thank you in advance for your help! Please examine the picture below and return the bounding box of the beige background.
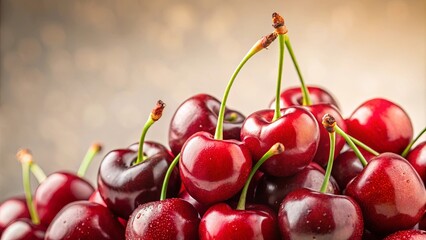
[1,0,425,199]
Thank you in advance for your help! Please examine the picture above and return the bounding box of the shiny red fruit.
[1,219,45,240]
[271,85,340,109]
[407,142,426,185]
[0,197,29,235]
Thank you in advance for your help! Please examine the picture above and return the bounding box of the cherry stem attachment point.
[402,126,426,157]
[135,100,165,165]
[348,135,379,156]
[284,34,312,106]
[320,114,336,193]
[214,33,277,140]
[16,149,40,225]
[236,143,284,210]
[160,153,180,201]
[77,143,102,178]
[272,34,285,121]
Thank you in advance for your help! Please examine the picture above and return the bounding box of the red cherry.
[0,197,30,235]
[272,86,340,109]
[383,229,426,240]
[1,219,46,240]
[407,142,426,184]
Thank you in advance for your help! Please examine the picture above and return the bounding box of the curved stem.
[320,131,336,193]
[284,34,312,106]
[135,118,155,164]
[272,34,285,121]
[236,143,284,210]
[30,163,46,183]
[402,127,426,157]
[349,135,379,156]
[77,143,102,177]
[160,153,180,201]
[335,125,368,167]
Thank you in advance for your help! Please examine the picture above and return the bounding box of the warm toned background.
[1,0,425,200]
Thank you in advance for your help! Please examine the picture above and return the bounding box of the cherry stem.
[236,143,284,211]
[348,135,380,156]
[320,114,336,193]
[160,153,180,201]
[402,127,426,157]
[272,34,285,121]
[77,143,102,178]
[334,124,368,167]
[214,33,277,140]
[284,34,312,106]
[135,100,165,165]
[30,163,46,183]
[17,149,40,225]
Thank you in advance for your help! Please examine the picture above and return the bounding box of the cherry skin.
[179,131,252,205]
[0,196,29,235]
[0,219,45,240]
[168,93,245,156]
[406,141,426,185]
[331,149,376,190]
[126,198,200,240]
[383,229,426,240]
[345,153,426,235]
[88,190,127,227]
[178,187,210,217]
[199,203,280,240]
[44,201,125,240]
[34,171,94,226]
[278,188,364,239]
[271,85,340,109]
[255,162,340,212]
[97,145,180,219]
[346,98,413,154]
[241,106,319,177]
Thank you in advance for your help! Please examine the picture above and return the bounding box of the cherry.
[405,134,426,184]
[255,162,340,212]
[0,219,46,240]
[180,33,277,205]
[271,86,340,110]
[88,190,128,227]
[383,229,426,240]
[98,101,180,219]
[178,187,210,217]
[346,98,413,154]
[0,197,29,236]
[199,143,283,240]
[278,115,364,239]
[168,93,245,156]
[44,201,125,240]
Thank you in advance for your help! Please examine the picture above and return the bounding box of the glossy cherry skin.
[0,219,45,240]
[407,142,426,185]
[126,198,200,240]
[383,229,426,240]
[180,132,251,205]
[0,197,29,235]
[345,153,426,235]
[88,190,127,227]
[270,85,340,109]
[34,171,94,226]
[199,203,280,240]
[346,98,413,154]
[178,187,210,217]
[241,106,319,177]
[331,149,376,190]
[304,104,347,167]
[169,93,245,156]
[45,201,125,240]
[278,188,364,240]
[97,147,180,219]
[255,162,340,212]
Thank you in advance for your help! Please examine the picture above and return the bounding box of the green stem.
[402,127,426,157]
[335,125,368,167]
[30,163,46,183]
[160,153,180,201]
[272,34,285,121]
[134,118,155,165]
[77,144,102,177]
[19,154,40,225]
[348,135,379,156]
[236,143,284,210]
[284,34,312,106]
[320,131,336,193]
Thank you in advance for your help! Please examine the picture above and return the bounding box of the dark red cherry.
[45,201,125,240]
[88,190,128,227]
[1,219,45,240]
[178,187,210,217]
[168,94,245,155]
[0,197,29,235]
[278,188,363,239]
[271,86,340,109]
[125,198,199,240]
[346,98,413,154]
[383,229,426,240]
[407,142,426,184]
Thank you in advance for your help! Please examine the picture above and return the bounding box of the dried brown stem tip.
[322,114,336,133]
[272,12,288,35]
[91,143,103,152]
[261,32,278,49]
[272,142,285,155]
[151,100,166,121]
[16,149,33,164]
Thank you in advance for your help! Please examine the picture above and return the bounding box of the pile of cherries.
[1,12,426,240]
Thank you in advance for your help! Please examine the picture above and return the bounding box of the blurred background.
[1,0,425,199]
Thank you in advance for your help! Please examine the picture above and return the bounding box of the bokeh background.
[1,0,425,200]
